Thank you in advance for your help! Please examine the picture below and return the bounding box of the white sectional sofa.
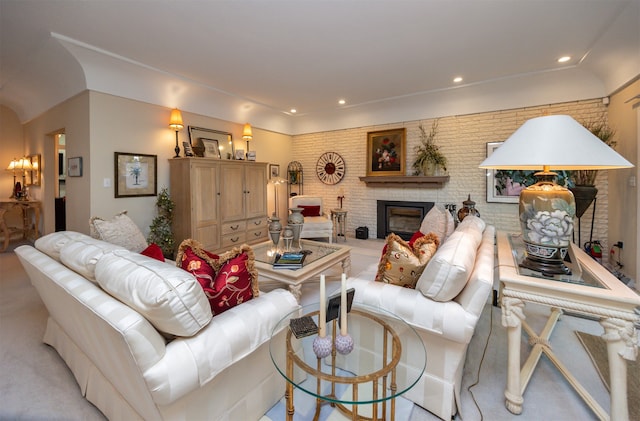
[15,231,299,420]
[348,216,495,420]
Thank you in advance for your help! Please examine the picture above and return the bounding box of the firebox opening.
[377,200,434,240]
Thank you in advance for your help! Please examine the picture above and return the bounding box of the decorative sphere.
[312,335,332,358]
[335,334,354,355]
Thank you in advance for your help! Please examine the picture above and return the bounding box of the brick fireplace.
[377,200,434,240]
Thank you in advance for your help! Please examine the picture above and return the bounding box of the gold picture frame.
[366,128,406,176]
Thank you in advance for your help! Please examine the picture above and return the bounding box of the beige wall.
[0,105,26,228]
[607,78,639,282]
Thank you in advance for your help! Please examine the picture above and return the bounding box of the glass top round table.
[269,302,426,420]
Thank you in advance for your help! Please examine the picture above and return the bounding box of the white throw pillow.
[34,231,92,261]
[95,249,212,337]
[90,211,148,252]
[420,205,455,241]
[59,237,126,282]
[416,215,486,302]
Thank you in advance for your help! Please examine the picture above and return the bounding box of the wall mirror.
[188,126,234,159]
[26,154,41,186]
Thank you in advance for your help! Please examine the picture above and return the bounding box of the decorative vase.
[288,207,304,225]
[422,161,437,176]
[268,215,282,248]
[282,226,294,252]
[457,194,480,222]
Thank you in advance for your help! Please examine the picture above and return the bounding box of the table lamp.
[268,176,288,218]
[479,115,633,275]
[169,108,184,158]
[243,123,253,157]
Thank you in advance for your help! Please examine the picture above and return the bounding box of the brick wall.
[292,98,610,256]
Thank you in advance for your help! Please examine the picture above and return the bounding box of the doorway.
[55,133,66,231]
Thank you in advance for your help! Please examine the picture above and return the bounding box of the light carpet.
[576,330,639,420]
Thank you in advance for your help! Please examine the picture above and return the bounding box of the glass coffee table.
[253,239,351,302]
[270,302,426,420]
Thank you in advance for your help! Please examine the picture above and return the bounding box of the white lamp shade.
[479,115,633,170]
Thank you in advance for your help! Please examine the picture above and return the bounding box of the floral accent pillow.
[176,239,259,316]
[375,232,440,288]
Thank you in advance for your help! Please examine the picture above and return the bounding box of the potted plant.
[570,116,616,217]
[412,120,447,176]
[148,187,176,259]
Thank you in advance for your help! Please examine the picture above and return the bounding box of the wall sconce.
[243,123,253,156]
[169,108,184,158]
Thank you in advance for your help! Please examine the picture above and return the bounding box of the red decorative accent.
[299,205,321,217]
[140,243,166,262]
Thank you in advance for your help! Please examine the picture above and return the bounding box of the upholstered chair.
[288,195,333,243]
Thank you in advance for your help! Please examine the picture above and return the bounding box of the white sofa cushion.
[95,249,212,337]
[142,288,299,404]
[420,205,455,241]
[35,231,92,261]
[90,211,148,252]
[60,236,128,282]
[416,215,486,302]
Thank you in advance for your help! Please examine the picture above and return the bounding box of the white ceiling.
[1,0,639,134]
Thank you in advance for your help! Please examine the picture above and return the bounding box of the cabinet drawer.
[221,221,247,235]
[247,227,268,243]
[222,232,247,248]
[246,216,267,231]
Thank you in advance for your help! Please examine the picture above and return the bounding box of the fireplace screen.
[377,200,434,240]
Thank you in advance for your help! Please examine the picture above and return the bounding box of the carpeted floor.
[576,331,639,420]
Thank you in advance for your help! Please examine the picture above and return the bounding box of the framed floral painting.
[366,128,406,176]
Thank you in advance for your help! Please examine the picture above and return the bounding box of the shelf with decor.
[359,175,449,188]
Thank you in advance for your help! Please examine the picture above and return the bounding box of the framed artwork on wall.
[486,142,529,203]
[269,164,280,179]
[366,128,406,176]
[114,152,157,198]
[67,156,83,177]
[26,154,41,185]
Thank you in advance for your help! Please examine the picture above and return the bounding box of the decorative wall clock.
[316,152,346,185]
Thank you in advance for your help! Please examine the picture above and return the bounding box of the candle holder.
[334,333,353,355]
[312,335,332,358]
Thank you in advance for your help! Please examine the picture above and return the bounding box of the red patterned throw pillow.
[375,232,440,288]
[176,239,259,316]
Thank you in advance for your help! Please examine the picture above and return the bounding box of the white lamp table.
[497,231,639,421]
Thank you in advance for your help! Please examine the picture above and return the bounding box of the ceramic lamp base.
[520,242,571,276]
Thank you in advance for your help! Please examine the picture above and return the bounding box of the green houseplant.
[412,120,447,176]
[148,187,176,259]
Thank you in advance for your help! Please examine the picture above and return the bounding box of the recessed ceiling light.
[290,108,297,113]
[453,76,463,83]
[558,56,571,63]
[338,99,346,105]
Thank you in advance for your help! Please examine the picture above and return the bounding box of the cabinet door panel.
[193,164,219,224]
[220,164,245,221]
[244,164,267,219]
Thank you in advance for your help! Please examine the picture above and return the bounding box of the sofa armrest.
[142,288,299,405]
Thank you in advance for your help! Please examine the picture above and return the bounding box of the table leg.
[0,209,9,252]
[601,318,637,421]
[286,346,294,421]
[502,296,525,414]
[289,284,302,303]
[341,256,351,277]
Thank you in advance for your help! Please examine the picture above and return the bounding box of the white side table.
[330,209,348,243]
[497,232,639,420]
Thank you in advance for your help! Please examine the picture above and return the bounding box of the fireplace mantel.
[359,175,449,188]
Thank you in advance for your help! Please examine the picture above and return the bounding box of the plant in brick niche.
[148,187,175,259]
[412,120,447,176]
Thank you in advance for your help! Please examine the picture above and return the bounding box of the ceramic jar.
[268,215,282,247]
[288,207,304,225]
[457,194,480,222]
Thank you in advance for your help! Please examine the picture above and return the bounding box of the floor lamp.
[269,176,288,218]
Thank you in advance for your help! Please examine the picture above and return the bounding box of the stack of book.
[273,252,306,269]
